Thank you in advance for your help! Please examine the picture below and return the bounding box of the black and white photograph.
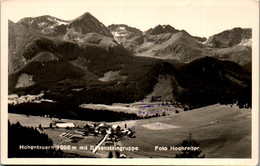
[1,0,259,165]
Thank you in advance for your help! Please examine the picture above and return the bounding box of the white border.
[1,0,259,165]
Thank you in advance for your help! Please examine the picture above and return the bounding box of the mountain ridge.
[8,12,252,109]
[205,27,252,48]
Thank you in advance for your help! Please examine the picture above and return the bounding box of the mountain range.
[8,12,252,108]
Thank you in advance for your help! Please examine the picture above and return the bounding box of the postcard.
[1,0,259,165]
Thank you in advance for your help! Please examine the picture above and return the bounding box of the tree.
[8,121,63,157]
[151,96,154,102]
[39,124,43,130]
[15,122,21,128]
[175,133,205,158]
[162,112,166,116]
[108,151,113,158]
[115,151,120,158]
[125,122,127,129]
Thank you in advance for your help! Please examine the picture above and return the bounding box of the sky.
[2,0,257,37]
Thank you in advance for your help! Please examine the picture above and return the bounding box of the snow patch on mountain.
[56,19,69,25]
[238,38,252,46]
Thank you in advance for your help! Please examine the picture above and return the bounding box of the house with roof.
[56,122,75,128]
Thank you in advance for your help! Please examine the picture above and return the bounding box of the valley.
[7,11,252,159]
[8,104,251,158]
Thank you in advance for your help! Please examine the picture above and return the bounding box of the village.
[8,93,55,105]
[7,93,184,158]
[52,121,135,138]
[38,120,136,158]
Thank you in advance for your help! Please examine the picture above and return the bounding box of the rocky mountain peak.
[17,15,69,34]
[70,12,95,23]
[205,27,252,48]
[108,24,143,36]
[145,24,184,35]
[163,25,178,33]
[146,25,166,35]
[67,12,112,37]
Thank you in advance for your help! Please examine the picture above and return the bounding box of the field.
[79,102,182,116]
[8,104,251,158]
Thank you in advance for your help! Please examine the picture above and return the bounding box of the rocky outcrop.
[205,27,252,48]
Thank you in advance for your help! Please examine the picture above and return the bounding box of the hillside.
[8,20,44,73]
[8,12,252,109]
[107,25,252,69]
[145,24,206,42]
[13,14,252,69]
[66,12,112,37]
[17,12,113,42]
[205,44,252,71]
[18,15,69,35]
[120,104,251,158]
[143,57,251,109]
[8,35,139,94]
[205,27,252,48]
[7,11,253,160]
[135,32,207,62]
[108,24,144,51]
[9,104,251,158]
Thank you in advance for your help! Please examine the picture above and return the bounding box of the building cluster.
[8,93,54,105]
[54,122,135,138]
